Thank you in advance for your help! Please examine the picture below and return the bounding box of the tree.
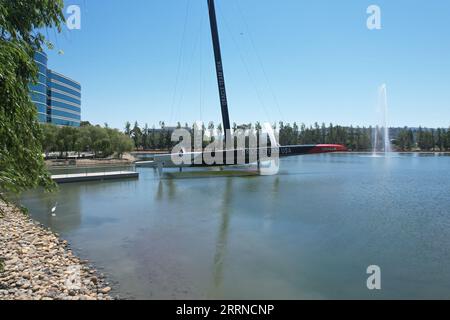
[56,126,78,157]
[208,121,215,142]
[41,124,58,154]
[359,127,371,151]
[88,126,109,157]
[74,126,91,155]
[149,125,157,149]
[0,0,65,204]
[124,121,131,136]
[407,129,414,150]
[417,127,435,151]
[80,121,92,127]
[321,123,327,144]
[436,128,444,151]
[159,121,166,149]
[347,126,355,150]
[105,128,133,159]
[292,122,299,144]
[328,123,335,144]
[142,123,149,149]
[398,127,414,151]
[94,138,112,157]
[417,127,425,150]
[114,134,134,159]
[446,127,450,151]
[38,125,133,159]
[131,121,142,149]
[314,122,320,143]
[217,123,223,141]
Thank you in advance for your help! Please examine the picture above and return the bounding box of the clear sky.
[45,0,450,129]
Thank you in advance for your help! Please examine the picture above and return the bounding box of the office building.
[30,52,81,127]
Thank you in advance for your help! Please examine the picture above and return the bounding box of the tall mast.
[207,0,231,136]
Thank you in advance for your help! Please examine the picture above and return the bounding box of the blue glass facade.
[31,52,81,127]
[30,52,48,123]
[47,70,81,127]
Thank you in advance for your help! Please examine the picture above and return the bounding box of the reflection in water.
[153,174,281,296]
[263,176,280,231]
[210,178,233,296]
[167,178,176,200]
[156,177,233,297]
[156,181,164,201]
[18,155,450,299]
[155,179,177,202]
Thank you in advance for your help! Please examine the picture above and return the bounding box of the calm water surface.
[20,154,450,299]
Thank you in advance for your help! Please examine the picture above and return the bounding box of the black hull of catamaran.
[186,144,347,167]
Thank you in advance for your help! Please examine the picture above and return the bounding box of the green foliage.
[80,121,92,127]
[125,121,450,152]
[19,205,29,216]
[131,121,142,149]
[387,126,450,152]
[114,132,135,158]
[41,124,134,159]
[0,0,64,204]
[395,127,415,151]
[124,121,131,136]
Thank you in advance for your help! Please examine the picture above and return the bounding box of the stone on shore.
[0,201,113,300]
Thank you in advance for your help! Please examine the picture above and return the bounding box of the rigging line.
[234,0,286,124]
[174,13,203,125]
[215,1,272,125]
[169,0,191,125]
[199,5,204,123]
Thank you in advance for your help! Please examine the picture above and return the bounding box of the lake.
[20,153,450,299]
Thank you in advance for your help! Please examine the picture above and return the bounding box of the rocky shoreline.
[0,201,113,300]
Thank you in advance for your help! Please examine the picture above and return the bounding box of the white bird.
[51,202,58,217]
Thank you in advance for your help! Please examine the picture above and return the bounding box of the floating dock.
[51,171,139,183]
[135,160,156,167]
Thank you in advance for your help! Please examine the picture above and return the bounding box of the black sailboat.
[141,0,346,173]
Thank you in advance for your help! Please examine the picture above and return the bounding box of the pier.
[51,171,139,183]
[135,160,156,167]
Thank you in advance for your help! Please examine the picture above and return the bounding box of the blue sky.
[45,0,450,129]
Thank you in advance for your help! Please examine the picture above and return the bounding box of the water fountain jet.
[372,84,391,156]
